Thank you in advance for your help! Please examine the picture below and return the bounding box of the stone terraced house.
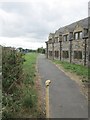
[45,18,89,66]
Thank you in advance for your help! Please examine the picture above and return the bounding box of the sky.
[0,0,89,50]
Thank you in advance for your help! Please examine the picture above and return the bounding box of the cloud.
[0,0,89,49]
[0,36,46,49]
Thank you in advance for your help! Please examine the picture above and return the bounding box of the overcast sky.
[0,0,89,49]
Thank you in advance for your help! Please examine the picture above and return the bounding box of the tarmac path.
[37,54,88,118]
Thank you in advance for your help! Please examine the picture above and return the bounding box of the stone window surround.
[54,37,59,43]
[49,51,52,56]
[74,31,83,40]
[62,51,69,58]
[48,38,53,43]
[63,34,69,41]
[55,51,59,58]
[48,29,88,43]
[73,51,82,59]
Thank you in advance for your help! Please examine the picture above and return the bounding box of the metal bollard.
[45,80,51,118]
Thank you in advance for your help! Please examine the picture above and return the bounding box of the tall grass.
[22,53,39,117]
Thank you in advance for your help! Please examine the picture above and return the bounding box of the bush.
[2,47,24,118]
[2,47,24,92]
[2,50,39,118]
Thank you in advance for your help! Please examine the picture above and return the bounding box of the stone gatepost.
[52,42,54,60]
[69,33,73,63]
[45,42,48,59]
[52,37,55,60]
[59,35,62,61]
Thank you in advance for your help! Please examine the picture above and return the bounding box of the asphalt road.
[37,54,88,118]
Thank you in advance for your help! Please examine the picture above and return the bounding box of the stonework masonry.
[45,18,89,66]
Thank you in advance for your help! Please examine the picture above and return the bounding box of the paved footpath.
[37,54,88,118]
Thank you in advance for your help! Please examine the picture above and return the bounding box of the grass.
[21,52,39,117]
[53,60,88,82]
[23,53,38,85]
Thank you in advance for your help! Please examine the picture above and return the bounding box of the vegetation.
[2,47,24,119]
[17,47,45,54]
[2,47,42,119]
[53,60,88,82]
[37,47,45,54]
[22,53,45,118]
[18,47,36,53]
[22,53,39,117]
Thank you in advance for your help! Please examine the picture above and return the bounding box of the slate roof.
[56,17,88,35]
[48,17,88,39]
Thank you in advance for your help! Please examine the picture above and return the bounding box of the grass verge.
[21,53,39,118]
[53,60,88,82]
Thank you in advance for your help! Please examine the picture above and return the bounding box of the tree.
[37,47,45,54]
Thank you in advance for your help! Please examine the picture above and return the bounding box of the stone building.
[45,18,89,66]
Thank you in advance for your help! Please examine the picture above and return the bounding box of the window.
[63,35,68,41]
[49,51,52,56]
[79,32,82,39]
[55,51,59,58]
[74,51,82,59]
[55,51,56,57]
[49,39,52,43]
[63,51,69,58]
[74,33,78,40]
[55,37,58,43]
[74,31,82,40]
[56,51,59,58]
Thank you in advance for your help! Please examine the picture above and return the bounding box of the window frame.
[62,51,69,58]
[63,34,69,41]
[74,31,82,40]
[79,31,82,39]
[74,51,82,59]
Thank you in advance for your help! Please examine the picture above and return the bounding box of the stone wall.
[46,18,88,66]
[47,38,88,66]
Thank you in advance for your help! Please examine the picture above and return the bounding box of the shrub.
[2,47,24,118]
